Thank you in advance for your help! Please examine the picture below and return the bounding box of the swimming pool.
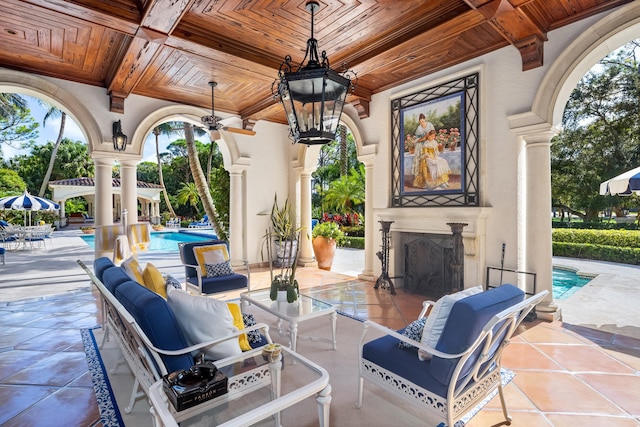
[80,231,216,252]
[553,268,593,300]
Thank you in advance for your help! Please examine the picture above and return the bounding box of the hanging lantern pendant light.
[274,1,356,145]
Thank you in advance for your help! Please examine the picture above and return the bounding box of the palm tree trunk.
[153,128,177,217]
[38,112,66,197]
[339,124,347,176]
[184,122,228,240]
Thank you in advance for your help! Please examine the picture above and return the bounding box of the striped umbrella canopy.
[599,166,640,196]
[0,190,60,225]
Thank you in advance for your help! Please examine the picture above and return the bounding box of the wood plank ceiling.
[0,0,631,128]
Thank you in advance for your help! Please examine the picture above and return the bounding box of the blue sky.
[2,96,175,163]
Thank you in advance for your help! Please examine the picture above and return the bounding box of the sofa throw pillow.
[418,286,483,361]
[163,274,182,290]
[166,286,242,360]
[205,261,234,277]
[121,256,144,284]
[398,317,428,349]
[142,262,167,298]
[193,244,229,276]
[226,302,251,351]
[242,313,262,345]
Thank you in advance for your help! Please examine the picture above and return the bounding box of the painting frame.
[391,73,479,207]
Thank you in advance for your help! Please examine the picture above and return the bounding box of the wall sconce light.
[112,120,128,151]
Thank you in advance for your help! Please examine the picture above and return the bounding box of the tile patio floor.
[0,231,639,426]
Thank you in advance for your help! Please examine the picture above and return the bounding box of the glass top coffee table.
[148,346,331,427]
[241,289,337,352]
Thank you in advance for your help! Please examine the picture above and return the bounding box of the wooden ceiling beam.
[106,0,196,112]
[465,0,547,70]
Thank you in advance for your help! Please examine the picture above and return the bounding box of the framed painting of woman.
[391,73,479,207]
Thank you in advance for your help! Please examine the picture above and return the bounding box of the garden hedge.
[552,229,640,264]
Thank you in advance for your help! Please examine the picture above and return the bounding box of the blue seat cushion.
[102,266,135,294]
[115,281,193,374]
[94,257,116,282]
[362,330,448,397]
[430,284,525,385]
[186,273,248,294]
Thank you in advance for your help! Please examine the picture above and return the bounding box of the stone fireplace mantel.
[374,207,493,289]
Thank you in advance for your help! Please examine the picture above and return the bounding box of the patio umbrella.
[599,166,640,196]
[0,190,60,226]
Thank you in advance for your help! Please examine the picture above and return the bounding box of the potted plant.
[270,194,300,268]
[80,226,95,234]
[312,221,344,271]
[265,229,300,303]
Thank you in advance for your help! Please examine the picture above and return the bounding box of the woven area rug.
[82,312,514,426]
[81,328,125,427]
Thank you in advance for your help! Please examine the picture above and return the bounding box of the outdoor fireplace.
[398,223,467,298]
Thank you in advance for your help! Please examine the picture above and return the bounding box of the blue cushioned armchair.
[357,285,548,427]
[179,239,250,295]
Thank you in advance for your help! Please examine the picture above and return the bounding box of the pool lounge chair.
[188,215,211,228]
[165,217,180,228]
[127,223,151,253]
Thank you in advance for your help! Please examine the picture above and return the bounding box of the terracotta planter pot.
[312,236,337,271]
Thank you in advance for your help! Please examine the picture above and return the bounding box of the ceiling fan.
[201,81,256,139]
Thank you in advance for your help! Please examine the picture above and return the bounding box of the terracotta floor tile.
[0,349,55,381]
[536,343,635,374]
[602,346,640,371]
[518,323,588,345]
[502,342,565,371]
[0,327,48,348]
[4,352,88,387]
[2,386,100,427]
[14,328,83,352]
[578,372,640,415]
[482,381,538,411]
[24,312,92,329]
[546,413,640,427]
[513,370,624,414]
[466,409,553,427]
[0,384,58,424]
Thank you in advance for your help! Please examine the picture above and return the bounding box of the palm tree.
[323,165,365,213]
[177,182,200,213]
[183,122,228,240]
[37,102,65,197]
[0,93,27,117]
[152,125,177,217]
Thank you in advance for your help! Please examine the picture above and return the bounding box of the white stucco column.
[522,129,559,319]
[361,158,376,280]
[93,157,114,227]
[228,168,246,266]
[120,159,138,226]
[299,171,315,264]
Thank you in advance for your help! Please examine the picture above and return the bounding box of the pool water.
[80,231,215,252]
[553,268,593,300]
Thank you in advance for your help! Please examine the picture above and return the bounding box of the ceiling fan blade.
[224,126,256,136]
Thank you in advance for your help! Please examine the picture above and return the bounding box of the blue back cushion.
[429,284,525,385]
[94,257,116,282]
[115,281,193,374]
[180,239,228,279]
[102,266,134,294]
